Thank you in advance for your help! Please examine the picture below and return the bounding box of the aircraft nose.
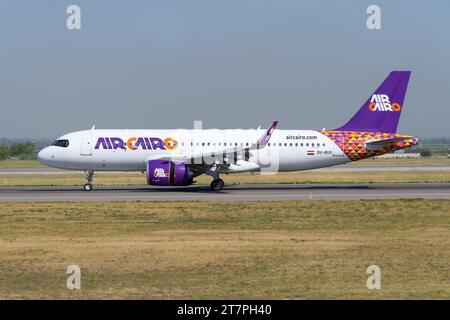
[37,147,53,165]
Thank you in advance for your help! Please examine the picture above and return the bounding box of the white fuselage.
[37,129,350,173]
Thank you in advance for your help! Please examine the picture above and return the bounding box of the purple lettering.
[135,137,147,150]
[150,137,166,150]
[110,137,126,150]
[106,137,113,149]
[144,137,152,150]
[95,137,169,151]
[95,137,108,150]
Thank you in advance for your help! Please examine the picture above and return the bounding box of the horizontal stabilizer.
[364,137,413,151]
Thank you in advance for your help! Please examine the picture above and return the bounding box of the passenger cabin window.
[52,139,69,148]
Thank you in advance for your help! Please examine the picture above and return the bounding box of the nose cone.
[37,147,53,166]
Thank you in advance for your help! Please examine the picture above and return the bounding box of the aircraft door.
[81,135,93,156]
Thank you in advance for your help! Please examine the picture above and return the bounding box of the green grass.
[0,160,46,168]
[351,156,450,166]
[0,200,449,299]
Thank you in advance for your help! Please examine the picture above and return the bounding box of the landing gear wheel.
[84,170,94,192]
[210,179,223,192]
[218,178,225,189]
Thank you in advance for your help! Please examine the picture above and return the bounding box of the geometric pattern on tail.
[322,130,418,161]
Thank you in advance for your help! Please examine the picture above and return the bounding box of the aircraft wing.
[364,136,414,151]
[145,121,278,165]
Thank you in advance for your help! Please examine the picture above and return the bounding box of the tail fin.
[335,71,411,133]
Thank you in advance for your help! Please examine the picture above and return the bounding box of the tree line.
[0,143,37,160]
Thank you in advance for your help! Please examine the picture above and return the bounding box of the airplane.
[38,71,418,192]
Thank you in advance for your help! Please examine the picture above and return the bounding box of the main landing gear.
[83,170,94,191]
[210,178,225,192]
[208,165,225,192]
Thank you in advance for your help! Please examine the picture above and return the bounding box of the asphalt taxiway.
[0,183,449,202]
[2,165,450,174]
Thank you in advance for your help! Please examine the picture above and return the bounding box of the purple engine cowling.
[146,160,193,186]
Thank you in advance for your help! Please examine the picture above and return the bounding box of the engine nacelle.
[146,160,193,186]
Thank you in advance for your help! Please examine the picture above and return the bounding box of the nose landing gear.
[83,170,94,191]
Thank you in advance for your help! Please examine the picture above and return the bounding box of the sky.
[0,0,449,139]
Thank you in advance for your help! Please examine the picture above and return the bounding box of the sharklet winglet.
[256,121,278,148]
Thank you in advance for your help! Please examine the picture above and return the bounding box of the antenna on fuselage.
[91,125,96,130]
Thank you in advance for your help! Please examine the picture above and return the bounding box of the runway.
[2,164,450,174]
[0,183,449,201]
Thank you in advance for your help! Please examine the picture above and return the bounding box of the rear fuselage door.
[81,135,93,156]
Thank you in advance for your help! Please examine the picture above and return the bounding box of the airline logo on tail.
[368,94,401,112]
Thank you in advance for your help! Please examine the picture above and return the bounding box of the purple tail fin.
[335,71,411,133]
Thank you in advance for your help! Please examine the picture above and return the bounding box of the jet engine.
[146,160,193,186]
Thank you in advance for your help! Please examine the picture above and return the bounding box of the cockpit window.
[52,139,69,148]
